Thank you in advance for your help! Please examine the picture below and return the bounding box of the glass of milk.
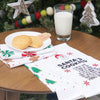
[54,4,73,41]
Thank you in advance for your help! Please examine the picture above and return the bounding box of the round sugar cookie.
[29,36,43,48]
[12,35,31,50]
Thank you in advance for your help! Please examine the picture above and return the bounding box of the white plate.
[5,31,51,51]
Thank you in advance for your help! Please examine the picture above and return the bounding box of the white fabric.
[1,43,100,100]
[25,43,100,100]
[0,44,54,68]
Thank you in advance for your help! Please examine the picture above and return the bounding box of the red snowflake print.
[73,86,75,88]
[67,52,73,55]
[83,80,90,86]
[22,51,36,57]
[65,69,71,73]
[92,63,99,67]
[12,64,15,66]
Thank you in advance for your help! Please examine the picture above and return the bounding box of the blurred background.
[0,0,100,37]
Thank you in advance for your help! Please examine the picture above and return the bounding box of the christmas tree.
[80,1,99,27]
[0,0,100,37]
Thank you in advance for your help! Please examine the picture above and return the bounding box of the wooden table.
[0,27,100,100]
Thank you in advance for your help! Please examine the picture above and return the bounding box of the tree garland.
[14,0,88,28]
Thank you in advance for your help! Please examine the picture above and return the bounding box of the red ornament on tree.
[80,0,87,8]
[35,12,41,20]
[59,5,65,10]
[15,20,20,28]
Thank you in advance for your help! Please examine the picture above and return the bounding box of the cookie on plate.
[12,35,31,50]
[29,36,43,48]
[37,32,51,41]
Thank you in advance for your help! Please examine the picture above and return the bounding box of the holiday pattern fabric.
[0,44,54,68]
[80,1,100,27]
[25,43,100,100]
[1,43,100,100]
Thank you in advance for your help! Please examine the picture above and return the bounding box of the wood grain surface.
[0,27,100,96]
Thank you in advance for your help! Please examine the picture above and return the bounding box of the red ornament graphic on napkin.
[55,54,64,59]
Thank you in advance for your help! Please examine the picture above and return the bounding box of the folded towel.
[0,44,55,68]
[25,43,100,100]
[0,44,54,59]
[1,43,100,100]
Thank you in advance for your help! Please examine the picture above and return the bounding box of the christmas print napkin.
[25,43,100,100]
[0,44,54,68]
[1,43,100,100]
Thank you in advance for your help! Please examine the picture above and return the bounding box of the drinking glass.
[54,4,73,41]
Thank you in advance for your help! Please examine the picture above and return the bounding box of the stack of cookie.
[12,32,51,50]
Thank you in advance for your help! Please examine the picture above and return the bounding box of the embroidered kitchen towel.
[1,43,100,100]
[0,44,53,59]
[0,44,55,68]
[25,43,100,100]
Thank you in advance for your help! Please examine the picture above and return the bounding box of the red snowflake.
[83,80,90,86]
[73,86,75,88]
[22,51,36,57]
[92,63,99,67]
[67,52,73,55]
[65,69,71,72]
[12,64,15,66]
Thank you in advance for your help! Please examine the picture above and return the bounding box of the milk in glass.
[54,11,73,36]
